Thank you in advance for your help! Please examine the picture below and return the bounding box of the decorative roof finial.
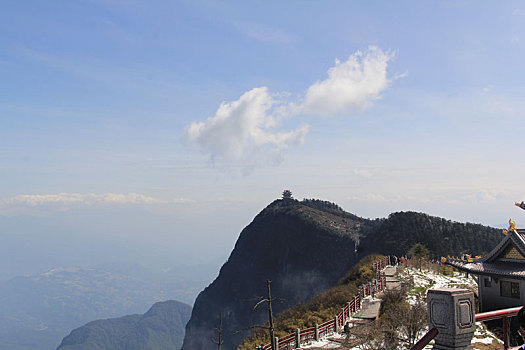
[503,218,517,235]
[515,201,525,211]
[508,218,517,232]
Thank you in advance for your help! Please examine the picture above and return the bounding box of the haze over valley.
[2,1,525,349]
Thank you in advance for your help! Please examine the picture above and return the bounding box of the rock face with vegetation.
[57,300,191,350]
[181,199,502,350]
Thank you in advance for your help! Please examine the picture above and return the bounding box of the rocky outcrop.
[181,199,501,350]
[182,200,371,349]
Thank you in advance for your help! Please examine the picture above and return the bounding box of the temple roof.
[448,260,525,279]
[484,229,525,263]
[446,229,525,280]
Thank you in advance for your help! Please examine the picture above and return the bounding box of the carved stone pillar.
[427,288,475,350]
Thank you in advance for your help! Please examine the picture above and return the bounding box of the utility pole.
[267,280,276,349]
[253,280,280,350]
[212,313,223,350]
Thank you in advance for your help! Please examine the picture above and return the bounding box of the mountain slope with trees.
[361,211,501,258]
[56,300,191,350]
[181,198,502,350]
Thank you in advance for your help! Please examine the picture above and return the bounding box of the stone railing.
[412,288,522,350]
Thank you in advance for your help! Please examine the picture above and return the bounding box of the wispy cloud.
[3,193,166,206]
[300,46,398,116]
[353,168,373,178]
[513,8,525,16]
[19,47,179,98]
[183,46,399,168]
[349,189,510,205]
[234,21,295,44]
[0,192,194,215]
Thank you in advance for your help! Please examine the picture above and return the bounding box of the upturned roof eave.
[482,229,525,263]
[446,260,525,281]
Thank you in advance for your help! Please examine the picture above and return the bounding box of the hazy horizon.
[3,1,525,281]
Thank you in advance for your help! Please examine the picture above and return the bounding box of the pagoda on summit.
[282,190,293,200]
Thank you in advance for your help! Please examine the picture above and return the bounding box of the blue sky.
[2,1,525,277]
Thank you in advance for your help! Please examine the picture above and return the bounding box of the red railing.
[411,306,522,350]
[277,333,295,350]
[262,256,391,349]
[319,319,334,338]
[410,327,439,350]
[299,327,315,345]
[475,306,521,349]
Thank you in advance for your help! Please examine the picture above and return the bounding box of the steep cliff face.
[181,200,370,350]
[181,200,502,350]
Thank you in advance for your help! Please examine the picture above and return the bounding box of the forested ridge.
[182,199,501,349]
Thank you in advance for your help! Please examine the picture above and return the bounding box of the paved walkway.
[352,298,381,320]
[384,265,401,290]
[320,265,403,348]
[351,265,400,321]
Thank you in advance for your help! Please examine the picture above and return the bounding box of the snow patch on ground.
[398,267,477,304]
[298,266,502,349]
[301,333,345,349]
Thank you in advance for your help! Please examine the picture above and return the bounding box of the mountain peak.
[181,198,502,350]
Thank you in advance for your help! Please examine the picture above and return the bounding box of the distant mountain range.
[57,300,191,350]
[181,198,502,349]
[0,198,504,350]
[0,263,210,350]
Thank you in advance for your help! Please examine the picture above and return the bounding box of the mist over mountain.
[57,300,191,350]
[0,197,502,350]
[0,264,212,350]
[181,198,501,349]
[0,206,241,283]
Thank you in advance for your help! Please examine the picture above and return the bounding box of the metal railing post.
[503,316,509,349]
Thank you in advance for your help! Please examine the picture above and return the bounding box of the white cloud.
[349,190,510,205]
[300,46,396,116]
[353,168,373,178]
[184,87,309,164]
[183,46,398,168]
[2,192,167,206]
[458,190,508,203]
[0,193,194,215]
